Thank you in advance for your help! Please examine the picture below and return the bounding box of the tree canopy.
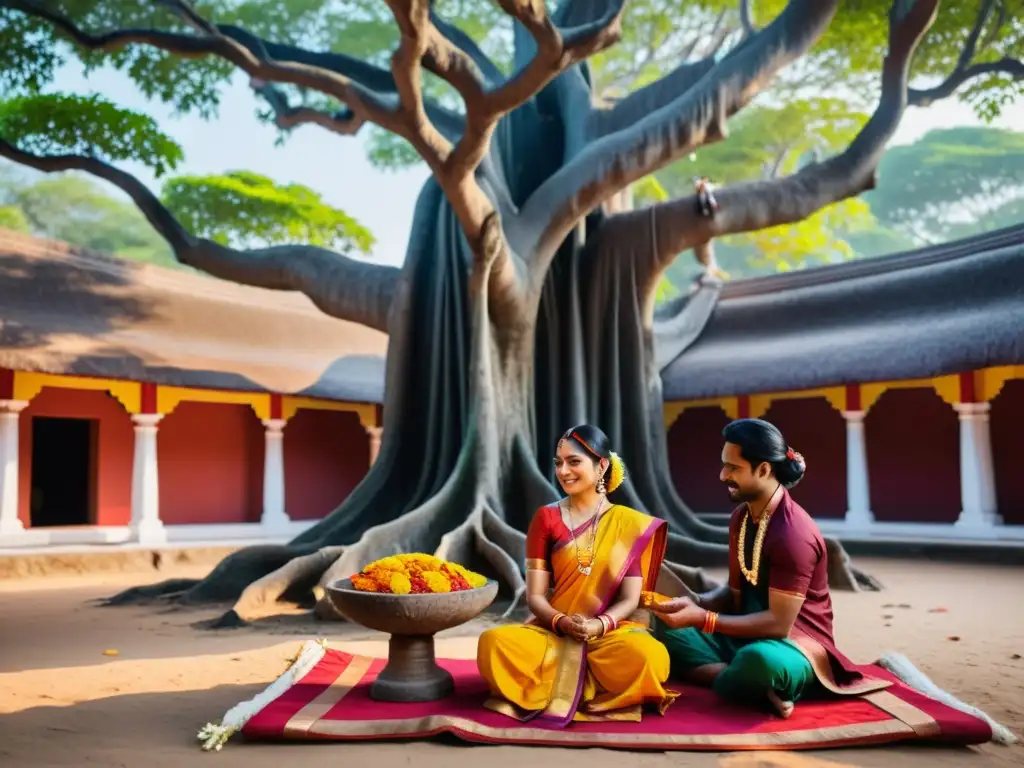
[866,125,1024,242]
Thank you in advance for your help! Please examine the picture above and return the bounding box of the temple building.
[1,223,1022,551]
[0,229,387,549]
[661,224,1024,542]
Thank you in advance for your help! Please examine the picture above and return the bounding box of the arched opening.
[285,408,370,520]
[990,379,1024,526]
[666,405,733,516]
[865,388,960,524]
[158,401,264,524]
[18,387,133,527]
[761,397,846,519]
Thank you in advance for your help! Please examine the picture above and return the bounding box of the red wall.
[158,402,264,524]
[761,398,847,519]
[667,406,734,515]
[865,388,961,523]
[18,387,134,527]
[284,409,369,520]
[991,379,1024,526]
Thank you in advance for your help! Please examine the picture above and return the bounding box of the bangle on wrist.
[551,612,567,634]
[701,609,719,634]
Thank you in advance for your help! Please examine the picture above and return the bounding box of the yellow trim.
[748,387,846,418]
[156,386,271,420]
[861,374,959,413]
[12,371,141,413]
[978,365,1024,402]
[281,396,377,429]
[663,397,738,427]
[664,366,1023,421]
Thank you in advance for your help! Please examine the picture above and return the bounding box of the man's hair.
[722,418,805,489]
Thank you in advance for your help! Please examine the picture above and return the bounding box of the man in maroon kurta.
[652,418,889,717]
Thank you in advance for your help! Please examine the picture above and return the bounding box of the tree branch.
[438,0,627,183]
[0,140,399,333]
[429,7,505,85]
[739,0,757,38]
[6,0,415,143]
[522,0,842,280]
[217,23,466,140]
[907,0,1022,106]
[250,79,365,136]
[613,0,941,276]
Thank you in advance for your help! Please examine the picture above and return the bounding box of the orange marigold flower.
[351,574,379,592]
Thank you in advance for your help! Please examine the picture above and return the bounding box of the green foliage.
[161,171,376,253]
[0,93,184,177]
[0,164,176,263]
[0,204,31,232]
[866,126,1024,240]
[647,98,876,281]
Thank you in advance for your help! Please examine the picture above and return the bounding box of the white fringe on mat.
[197,638,329,752]
[877,651,1018,746]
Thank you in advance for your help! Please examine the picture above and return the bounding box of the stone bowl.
[325,577,499,702]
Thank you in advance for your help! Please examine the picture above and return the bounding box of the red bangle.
[599,613,617,633]
[551,612,567,634]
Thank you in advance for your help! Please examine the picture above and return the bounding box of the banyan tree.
[2,0,1018,624]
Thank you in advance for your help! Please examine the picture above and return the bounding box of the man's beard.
[726,483,758,502]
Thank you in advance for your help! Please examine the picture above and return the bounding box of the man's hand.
[650,598,706,630]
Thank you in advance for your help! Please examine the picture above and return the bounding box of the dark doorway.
[30,417,95,527]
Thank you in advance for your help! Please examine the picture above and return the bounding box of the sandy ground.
[0,557,1021,768]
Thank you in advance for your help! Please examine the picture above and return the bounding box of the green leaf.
[0,204,31,232]
[161,171,376,253]
[0,93,184,177]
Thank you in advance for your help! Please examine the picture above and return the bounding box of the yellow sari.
[477,504,678,726]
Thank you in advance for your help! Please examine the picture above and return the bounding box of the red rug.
[200,641,993,752]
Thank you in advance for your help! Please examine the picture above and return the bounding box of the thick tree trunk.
[107,170,866,624]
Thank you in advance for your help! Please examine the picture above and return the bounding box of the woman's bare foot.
[766,689,794,719]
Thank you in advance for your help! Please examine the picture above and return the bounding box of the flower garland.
[350,553,488,594]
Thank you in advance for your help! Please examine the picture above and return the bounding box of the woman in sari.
[477,425,677,725]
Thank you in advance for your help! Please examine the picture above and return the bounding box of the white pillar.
[130,413,166,545]
[0,400,28,537]
[366,426,383,466]
[841,410,874,527]
[954,402,1001,530]
[261,418,290,531]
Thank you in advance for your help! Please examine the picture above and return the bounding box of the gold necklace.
[737,486,780,587]
[569,499,603,575]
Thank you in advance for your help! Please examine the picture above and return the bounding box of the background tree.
[0,0,1019,625]
[865,125,1024,243]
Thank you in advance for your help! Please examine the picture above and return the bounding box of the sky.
[50,60,1024,270]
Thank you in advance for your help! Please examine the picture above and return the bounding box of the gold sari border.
[539,634,586,723]
[284,655,374,735]
[305,711,916,749]
[790,635,892,696]
[863,690,942,739]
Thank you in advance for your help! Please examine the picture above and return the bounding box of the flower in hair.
[786,447,805,467]
[608,452,627,493]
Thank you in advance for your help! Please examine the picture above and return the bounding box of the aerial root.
[222,546,348,625]
[102,578,202,606]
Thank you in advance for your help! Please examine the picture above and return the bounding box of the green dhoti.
[657,625,817,706]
